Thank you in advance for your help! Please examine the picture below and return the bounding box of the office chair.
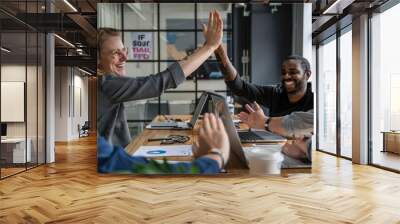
[78,121,90,138]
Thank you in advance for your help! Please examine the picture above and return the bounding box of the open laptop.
[207,92,249,169]
[208,92,311,170]
[237,129,287,143]
[225,96,286,143]
[147,92,208,130]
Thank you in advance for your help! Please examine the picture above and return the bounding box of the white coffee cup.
[246,145,284,175]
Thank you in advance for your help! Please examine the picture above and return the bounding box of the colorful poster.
[131,32,152,60]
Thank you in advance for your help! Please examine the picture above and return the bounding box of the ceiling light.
[1,47,11,53]
[54,34,75,48]
[63,0,78,12]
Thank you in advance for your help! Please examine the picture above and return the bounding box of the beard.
[282,78,307,95]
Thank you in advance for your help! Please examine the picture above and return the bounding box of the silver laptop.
[209,92,311,170]
[207,92,249,169]
[237,129,287,143]
[148,92,208,130]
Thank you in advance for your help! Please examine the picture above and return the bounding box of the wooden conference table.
[125,115,310,176]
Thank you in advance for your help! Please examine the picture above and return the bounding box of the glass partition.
[0,1,46,179]
[37,33,46,165]
[27,32,38,169]
[317,37,337,155]
[160,3,195,30]
[1,31,28,177]
[370,3,400,171]
[339,29,352,158]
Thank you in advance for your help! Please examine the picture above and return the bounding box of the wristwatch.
[209,148,225,169]
[264,116,271,132]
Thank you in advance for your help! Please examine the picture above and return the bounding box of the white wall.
[1,65,36,136]
[97,3,122,29]
[1,65,26,81]
[54,67,89,141]
[1,65,26,139]
[1,64,46,163]
[55,66,68,141]
[72,72,89,138]
[292,3,313,62]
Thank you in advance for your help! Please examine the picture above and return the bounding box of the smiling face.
[98,35,127,76]
[281,59,310,95]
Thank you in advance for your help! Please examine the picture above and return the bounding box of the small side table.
[381,131,400,154]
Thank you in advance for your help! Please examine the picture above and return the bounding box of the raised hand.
[193,113,230,167]
[238,102,267,130]
[178,10,224,77]
[202,10,223,50]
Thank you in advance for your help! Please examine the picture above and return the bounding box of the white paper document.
[133,145,193,157]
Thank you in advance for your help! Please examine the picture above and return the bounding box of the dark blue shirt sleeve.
[168,157,220,174]
[97,136,148,173]
[97,137,220,174]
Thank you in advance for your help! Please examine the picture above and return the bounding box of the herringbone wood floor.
[1,135,399,224]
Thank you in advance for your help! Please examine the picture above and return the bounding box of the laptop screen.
[207,92,248,169]
[189,92,208,126]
